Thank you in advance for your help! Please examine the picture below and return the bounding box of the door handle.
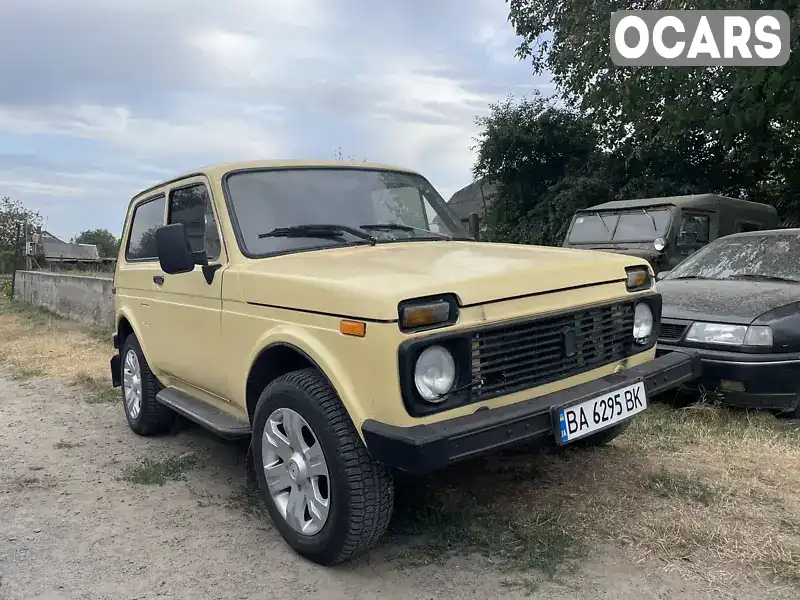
[153,275,164,285]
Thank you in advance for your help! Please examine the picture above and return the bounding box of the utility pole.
[10,222,21,300]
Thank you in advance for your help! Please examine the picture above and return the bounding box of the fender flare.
[115,308,153,364]
[246,327,369,433]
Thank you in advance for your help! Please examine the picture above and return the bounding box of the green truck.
[561,194,779,275]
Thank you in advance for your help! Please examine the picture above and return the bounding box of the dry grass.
[1,297,798,591]
[0,298,113,397]
[405,404,800,589]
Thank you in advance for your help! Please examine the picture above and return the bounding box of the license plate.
[556,381,647,444]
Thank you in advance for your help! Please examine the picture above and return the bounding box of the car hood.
[235,241,644,321]
[564,244,661,262]
[658,278,800,324]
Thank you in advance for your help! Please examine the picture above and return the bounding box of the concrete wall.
[13,271,114,328]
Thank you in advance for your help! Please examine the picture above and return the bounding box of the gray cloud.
[0,0,544,238]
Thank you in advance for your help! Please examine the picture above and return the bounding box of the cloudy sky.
[0,0,551,240]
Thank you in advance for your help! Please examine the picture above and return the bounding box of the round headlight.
[414,345,456,403]
[654,237,666,252]
[633,303,654,344]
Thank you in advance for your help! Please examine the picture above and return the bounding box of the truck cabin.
[562,194,779,274]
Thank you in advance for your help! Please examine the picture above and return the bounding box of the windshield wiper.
[670,275,709,280]
[258,224,377,245]
[724,273,800,284]
[360,223,467,241]
[642,208,657,231]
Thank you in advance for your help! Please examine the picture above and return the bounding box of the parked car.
[109,159,699,565]
[562,194,778,275]
[655,228,800,418]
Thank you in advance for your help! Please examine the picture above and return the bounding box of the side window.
[679,213,710,245]
[422,197,440,232]
[126,196,166,261]
[735,221,760,233]
[168,184,221,261]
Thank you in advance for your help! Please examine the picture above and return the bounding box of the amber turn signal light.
[401,301,450,329]
[625,267,652,291]
[340,320,366,337]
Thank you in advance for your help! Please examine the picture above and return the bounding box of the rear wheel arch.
[117,316,134,346]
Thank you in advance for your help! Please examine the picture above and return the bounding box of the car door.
[670,211,713,269]
[116,193,170,369]
[151,177,229,400]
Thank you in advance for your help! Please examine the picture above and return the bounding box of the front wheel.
[252,368,394,565]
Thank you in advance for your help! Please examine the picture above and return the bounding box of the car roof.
[579,193,778,213]
[130,159,421,201]
[714,227,800,241]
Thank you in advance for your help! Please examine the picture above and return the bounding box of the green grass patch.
[72,371,118,404]
[9,367,45,381]
[645,468,725,506]
[54,439,81,450]
[122,454,198,486]
[226,486,268,518]
[386,492,584,581]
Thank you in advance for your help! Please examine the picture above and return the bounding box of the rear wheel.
[252,368,394,565]
[120,334,175,436]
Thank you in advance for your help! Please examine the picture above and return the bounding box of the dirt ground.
[1,300,799,600]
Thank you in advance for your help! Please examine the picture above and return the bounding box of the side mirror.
[656,270,671,281]
[156,223,198,274]
[468,212,481,241]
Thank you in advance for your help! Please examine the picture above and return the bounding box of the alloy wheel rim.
[122,349,143,420]
[262,407,330,535]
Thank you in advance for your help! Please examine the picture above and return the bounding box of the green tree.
[473,94,611,245]
[72,228,120,258]
[0,196,41,251]
[0,196,42,272]
[506,0,800,222]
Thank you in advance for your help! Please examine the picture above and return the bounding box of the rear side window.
[168,184,221,260]
[735,221,760,233]
[126,196,165,261]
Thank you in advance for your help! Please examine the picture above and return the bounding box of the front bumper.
[657,343,800,413]
[362,350,701,475]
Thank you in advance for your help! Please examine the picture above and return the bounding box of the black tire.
[252,368,394,566]
[120,334,175,436]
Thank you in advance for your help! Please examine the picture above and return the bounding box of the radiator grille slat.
[471,302,636,401]
[658,322,688,342]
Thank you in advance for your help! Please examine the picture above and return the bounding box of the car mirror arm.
[201,262,222,285]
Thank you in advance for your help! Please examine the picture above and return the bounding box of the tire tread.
[122,335,175,436]
[263,368,394,564]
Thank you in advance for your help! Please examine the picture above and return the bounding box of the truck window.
[125,196,165,261]
[168,184,221,260]
[735,221,760,233]
[567,208,670,243]
[678,213,710,245]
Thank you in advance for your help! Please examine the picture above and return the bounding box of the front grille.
[658,322,688,342]
[470,302,635,402]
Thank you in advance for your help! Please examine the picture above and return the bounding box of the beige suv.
[110,160,700,565]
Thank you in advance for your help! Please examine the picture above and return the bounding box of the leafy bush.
[0,277,12,298]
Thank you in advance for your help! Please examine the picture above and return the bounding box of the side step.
[156,388,251,440]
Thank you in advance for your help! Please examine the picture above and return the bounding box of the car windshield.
[666,232,800,283]
[567,208,672,243]
[224,168,470,255]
